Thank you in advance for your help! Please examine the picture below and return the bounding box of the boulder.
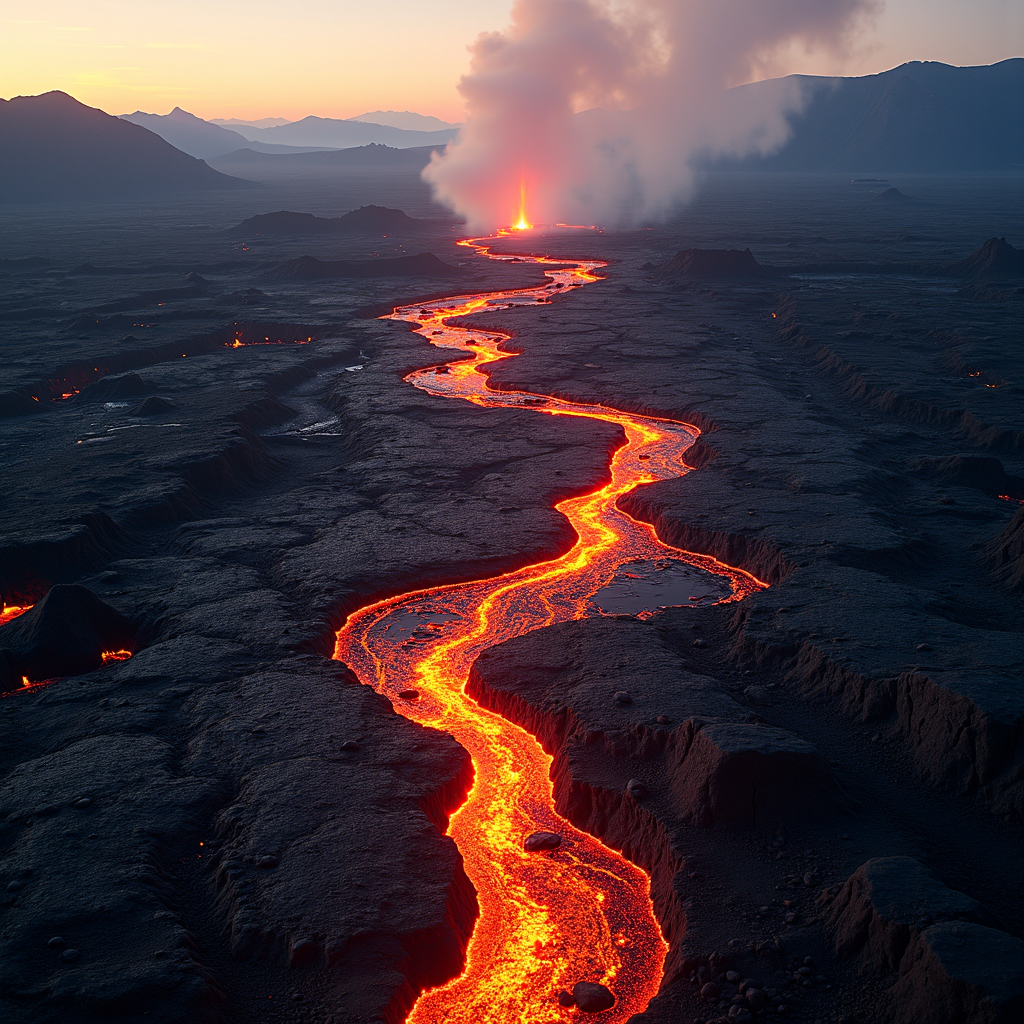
[572,982,615,1013]
[892,921,1024,1024]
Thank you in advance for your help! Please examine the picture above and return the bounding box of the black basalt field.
[1,166,1022,1024]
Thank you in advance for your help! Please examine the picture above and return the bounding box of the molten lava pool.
[334,233,766,1023]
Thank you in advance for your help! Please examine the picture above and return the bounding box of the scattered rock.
[656,715,671,725]
[746,988,766,1011]
[72,797,93,809]
[572,981,615,1013]
[524,831,562,852]
[614,691,632,705]
[557,989,576,1007]
[701,982,721,1000]
[47,936,65,948]
[397,688,419,700]
[340,739,360,751]
[256,855,279,870]
[693,638,707,648]
[743,685,770,705]
[60,949,80,961]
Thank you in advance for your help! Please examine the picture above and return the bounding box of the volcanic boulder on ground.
[232,205,422,236]
[0,585,135,690]
[572,982,615,1013]
[131,396,175,416]
[265,252,464,282]
[651,248,782,284]
[892,922,1024,1024]
[829,857,988,971]
[948,237,1024,281]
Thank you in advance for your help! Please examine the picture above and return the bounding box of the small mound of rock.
[0,585,135,691]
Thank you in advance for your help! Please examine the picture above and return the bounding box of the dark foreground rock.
[573,981,616,1012]
[0,585,135,690]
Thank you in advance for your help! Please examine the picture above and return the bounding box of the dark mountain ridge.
[714,59,1024,173]
[0,91,250,203]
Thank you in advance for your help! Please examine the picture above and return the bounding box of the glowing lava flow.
[334,233,766,1024]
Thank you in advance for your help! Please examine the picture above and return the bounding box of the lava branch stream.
[334,233,767,1023]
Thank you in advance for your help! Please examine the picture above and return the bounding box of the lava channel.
[334,232,767,1024]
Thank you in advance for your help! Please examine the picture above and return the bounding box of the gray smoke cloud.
[424,0,877,230]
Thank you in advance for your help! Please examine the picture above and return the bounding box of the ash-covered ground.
[1,171,1022,1024]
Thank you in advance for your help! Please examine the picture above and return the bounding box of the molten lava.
[0,604,31,627]
[333,232,767,1023]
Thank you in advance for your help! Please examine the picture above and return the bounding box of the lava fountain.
[334,230,766,1023]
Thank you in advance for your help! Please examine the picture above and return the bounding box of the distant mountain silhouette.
[0,91,249,203]
[265,253,464,282]
[120,108,333,159]
[948,238,1024,281]
[208,143,441,182]
[232,206,424,236]
[350,110,460,132]
[245,116,457,150]
[712,59,1023,173]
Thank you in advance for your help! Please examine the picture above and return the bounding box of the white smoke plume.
[424,0,877,230]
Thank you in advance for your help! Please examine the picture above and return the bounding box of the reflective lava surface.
[334,232,766,1023]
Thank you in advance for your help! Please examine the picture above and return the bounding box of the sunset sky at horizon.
[1,0,1022,123]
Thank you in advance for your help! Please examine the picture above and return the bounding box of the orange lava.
[0,604,31,627]
[101,649,133,662]
[333,233,767,1024]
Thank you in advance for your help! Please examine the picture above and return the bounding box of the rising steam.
[424,0,877,230]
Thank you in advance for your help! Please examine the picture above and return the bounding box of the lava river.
[333,233,766,1023]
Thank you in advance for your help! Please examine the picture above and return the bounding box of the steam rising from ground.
[424,0,876,230]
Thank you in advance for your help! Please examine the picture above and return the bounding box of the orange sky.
[1,0,1021,122]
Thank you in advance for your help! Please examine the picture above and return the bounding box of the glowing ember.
[334,230,767,1024]
[101,649,132,662]
[0,604,31,627]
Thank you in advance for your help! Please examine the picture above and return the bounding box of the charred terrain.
[1,167,1022,1024]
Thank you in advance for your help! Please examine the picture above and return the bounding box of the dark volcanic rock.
[829,857,988,972]
[872,187,911,203]
[652,248,781,284]
[233,205,422,236]
[77,372,151,403]
[891,921,1024,1024]
[572,981,615,1012]
[987,507,1024,592]
[524,831,562,852]
[468,617,843,829]
[265,252,464,282]
[948,237,1024,281]
[0,585,134,689]
[131,396,175,416]
[916,455,1024,499]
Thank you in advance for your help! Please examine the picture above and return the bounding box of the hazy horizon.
[1,0,1021,122]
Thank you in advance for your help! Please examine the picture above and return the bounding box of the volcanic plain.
[1,170,1022,1024]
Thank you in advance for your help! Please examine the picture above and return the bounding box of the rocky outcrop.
[828,857,1023,1023]
[0,585,135,690]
